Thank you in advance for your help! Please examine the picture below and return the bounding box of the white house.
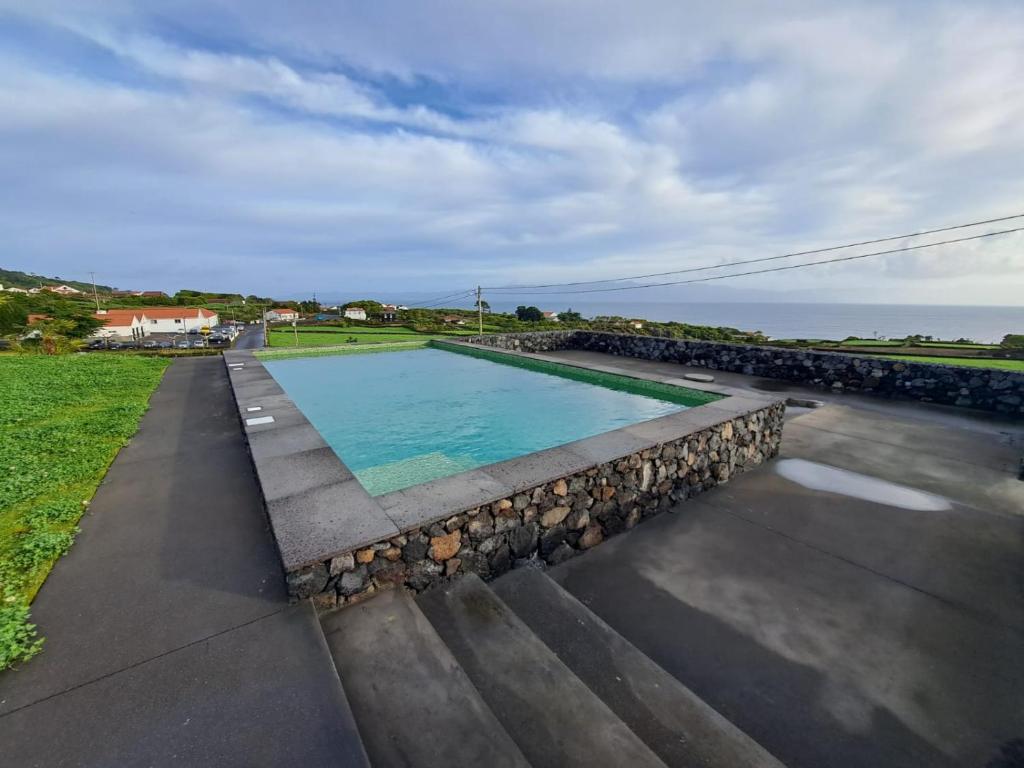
[344,306,367,320]
[265,308,299,322]
[542,311,560,321]
[93,307,218,339]
[45,284,82,295]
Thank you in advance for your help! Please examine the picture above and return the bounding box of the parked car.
[207,334,227,345]
[141,339,159,349]
[190,338,207,348]
[158,340,173,349]
[107,341,125,350]
[174,339,190,349]
[187,328,200,335]
[87,339,107,350]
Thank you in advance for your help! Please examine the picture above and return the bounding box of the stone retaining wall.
[468,331,1024,416]
[288,402,784,609]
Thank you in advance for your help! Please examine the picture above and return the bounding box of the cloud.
[0,1,1022,304]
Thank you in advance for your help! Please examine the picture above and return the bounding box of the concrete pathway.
[0,357,366,767]
[537,350,1024,768]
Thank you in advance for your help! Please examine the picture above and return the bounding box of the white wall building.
[265,308,299,322]
[93,308,218,339]
[344,307,367,320]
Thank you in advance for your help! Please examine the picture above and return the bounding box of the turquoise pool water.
[263,347,705,496]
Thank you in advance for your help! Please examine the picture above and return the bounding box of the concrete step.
[417,574,669,768]
[492,567,786,768]
[321,589,530,768]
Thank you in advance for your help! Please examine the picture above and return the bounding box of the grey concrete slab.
[254,446,355,503]
[376,469,514,531]
[788,403,1022,473]
[322,590,530,768]
[562,428,655,466]
[241,403,311,433]
[698,463,1024,632]
[418,575,669,768]
[267,479,399,569]
[481,445,596,493]
[0,605,369,768]
[246,422,330,462]
[229,378,286,401]
[492,568,786,768]
[782,419,1024,516]
[550,499,1024,768]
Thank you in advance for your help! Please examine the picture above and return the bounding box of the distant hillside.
[0,267,114,293]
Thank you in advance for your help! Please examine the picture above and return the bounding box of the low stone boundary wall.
[289,401,784,610]
[468,331,1024,416]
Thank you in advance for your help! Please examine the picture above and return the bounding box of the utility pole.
[89,271,100,312]
[476,285,483,335]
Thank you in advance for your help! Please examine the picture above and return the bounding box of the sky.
[1,0,1023,305]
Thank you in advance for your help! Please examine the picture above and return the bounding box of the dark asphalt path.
[233,323,265,350]
[0,357,366,767]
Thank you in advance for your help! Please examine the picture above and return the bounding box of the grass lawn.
[839,339,999,350]
[0,354,170,669]
[882,354,1024,371]
[839,339,904,347]
[267,325,477,348]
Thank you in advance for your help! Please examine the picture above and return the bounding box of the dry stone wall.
[288,403,784,608]
[468,331,1024,416]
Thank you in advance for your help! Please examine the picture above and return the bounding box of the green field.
[0,354,170,669]
[838,339,904,347]
[883,355,1024,371]
[267,325,477,348]
[839,339,999,349]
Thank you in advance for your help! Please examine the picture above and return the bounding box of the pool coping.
[224,343,783,574]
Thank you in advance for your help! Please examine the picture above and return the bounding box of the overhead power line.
[406,289,477,308]
[485,226,1024,295]
[403,289,476,308]
[482,212,1024,292]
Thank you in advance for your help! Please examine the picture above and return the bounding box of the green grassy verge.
[267,325,476,347]
[882,355,1024,371]
[257,340,432,359]
[0,354,170,669]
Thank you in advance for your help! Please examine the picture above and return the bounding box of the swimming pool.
[262,344,720,495]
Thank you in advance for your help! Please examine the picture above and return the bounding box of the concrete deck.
[0,357,367,767]
[534,349,1024,768]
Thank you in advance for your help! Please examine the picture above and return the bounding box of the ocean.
[486,301,1024,343]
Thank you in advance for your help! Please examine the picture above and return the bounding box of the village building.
[92,307,219,339]
[265,308,299,322]
[344,307,367,321]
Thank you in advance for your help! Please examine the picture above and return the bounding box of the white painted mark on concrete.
[684,372,715,383]
[775,458,951,511]
[246,406,262,412]
[246,416,275,426]
[228,363,244,368]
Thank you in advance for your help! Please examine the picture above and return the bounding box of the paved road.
[0,357,365,767]
[233,324,265,350]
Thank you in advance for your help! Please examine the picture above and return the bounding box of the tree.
[0,293,28,335]
[560,308,583,322]
[516,305,544,322]
[479,300,491,313]
[1001,334,1024,349]
[297,300,321,314]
